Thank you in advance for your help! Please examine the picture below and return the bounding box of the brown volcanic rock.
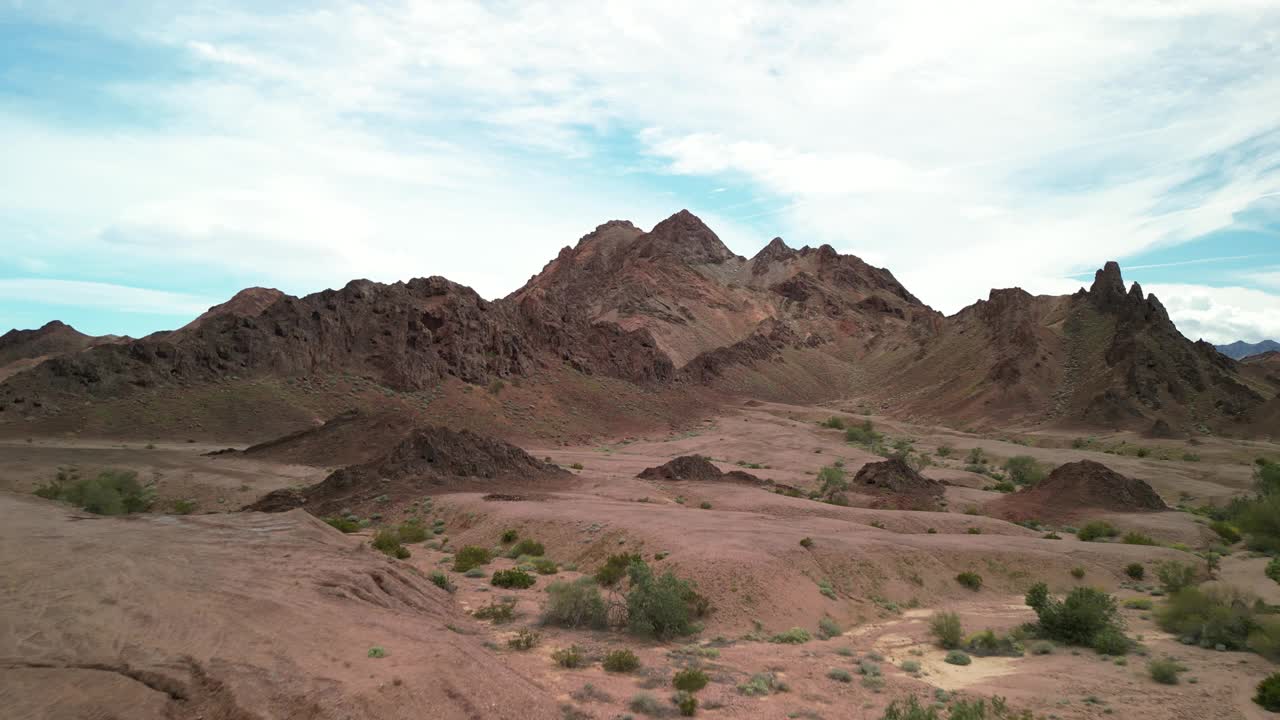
[0,321,124,381]
[235,408,419,467]
[637,455,764,484]
[246,425,571,517]
[991,460,1168,520]
[852,459,945,509]
[175,286,285,334]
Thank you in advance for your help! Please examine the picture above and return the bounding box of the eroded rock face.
[637,455,763,484]
[852,458,944,497]
[992,459,1168,520]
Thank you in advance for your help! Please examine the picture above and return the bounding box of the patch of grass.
[956,571,983,590]
[552,645,585,668]
[964,629,1025,657]
[530,557,559,575]
[324,515,360,532]
[675,691,697,717]
[1156,561,1197,593]
[1122,532,1156,546]
[1210,521,1242,544]
[429,571,455,592]
[827,667,853,682]
[372,529,409,558]
[172,499,197,515]
[1268,558,1280,585]
[501,528,519,543]
[1077,521,1118,542]
[397,519,428,543]
[367,646,386,658]
[453,545,493,572]
[602,649,641,672]
[770,627,812,644]
[1125,563,1145,580]
[737,672,788,696]
[509,538,546,558]
[821,416,846,430]
[818,616,841,639]
[33,469,153,515]
[492,568,537,589]
[800,537,814,549]
[508,628,540,650]
[1255,672,1280,711]
[1123,598,1153,610]
[1004,455,1048,486]
[1148,657,1183,684]
[1071,566,1086,579]
[474,598,517,623]
[859,659,882,676]
[818,579,837,599]
[629,693,665,716]
[944,650,971,665]
[901,659,921,673]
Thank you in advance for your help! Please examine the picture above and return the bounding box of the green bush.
[492,568,536,589]
[429,571,455,592]
[770,627,811,644]
[1210,521,1242,544]
[33,469,153,515]
[818,616,841,639]
[817,465,848,497]
[508,628,540,650]
[964,629,1024,657]
[1123,598,1153,610]
[1156,561,1197,593]
[1077,521,1118,542]
[1004,456,1047,486]
[530,557,559,575]
[827,667,853,682]
[1070,566,1086,579]
[882,696,940,720]
[1148,657,1183,684]
[1091,626,1130,655]
[822,416,846,430]
[956,572,983,590]
[629,693,664,716]
[324,516,360,533]
[1267,558,1280,585]
[1255,672,1280,711]
[672,667,709,692]
[1122,532,1156,546]
[1030,640,1054,655]
[453,545,493,572]
[800,537,814,549]
[473,599,517,623]
[901,659,921,673]
[552,644,584,668]
[595,553,642,587]
[397,519,428,543]
[372,529,406,557]
[500,528,518,543]
[626,560,703,639]
[543,577,607,628]
[676,691,697,717]
[172,499,197,515]
[1238,494,1280,553]
[845,420,882,445]
[1155,583,1262,651]
[1125,563,1145,580]
[509,539,545,557]
[367,646,386,658]
[1025,583,1125,648]
[602,648,640,672]
[944,650,971,665]
[930,611,963,649]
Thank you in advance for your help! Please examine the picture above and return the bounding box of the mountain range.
[1217,339,1280,361]
[1,210,1276,441]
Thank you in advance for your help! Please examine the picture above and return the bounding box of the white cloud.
[1147,283,1280,344]
[0,0,1278,339]
[0,279,219,316]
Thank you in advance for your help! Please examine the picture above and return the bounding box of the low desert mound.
[852,458,945,509]
[636,454,764,483]
[247,425,571,516]
[0,493,558,720]
[991,459,1168,520]
[236,408,419,466]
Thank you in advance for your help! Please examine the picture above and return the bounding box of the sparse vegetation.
[1025,582,1127,652]
[770,627,812,644]
[453,545,493,572]
[1148,657,1183,684]
[1156,560,1198,593]
[800,537,814,549]
[501,528,519,543]
[944,650,971,665]
[1255,672,1280,711]
[1076,521,1118,542]
[1121,532,1155,546]
[34,469,153,515]
[552,645,585,668]
[930,612,963,649]
[676,691,697,716]
[508,628,540,650]
[492,568,537,589]
[626,559,706,640]
[1070,566,1086,579]
[956,571,983,590]
[397,519,428,543]
[1268,558,1280,584]
[1125,563,1145,580]
[603,649,641,672]
[629,693,664,716]
[473,598,517,623]
[367,646,386,658]
[324,515,359,532]
[828,667,853,682]
[673,667,709,693]
[1210,521,1241,544]
[372,529,409,559]
[818,616,841,639]
[543,577,607,628]
[172,499,197,515]
[1156,583,1280,656]
[821,416,846,430]
[1004,456,1047,486]
[429,571,455,592]
[595,553,642,587]
[508,539,546,557]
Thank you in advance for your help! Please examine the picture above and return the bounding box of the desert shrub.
[595,553,642,587]
[964,629,1023,657]
[602,649,641,672]
[675,691,697,716]
[989,480,1015,493]
[817,465,848,497]
[956,572,983,590]
[508,628,540,650]
[508,539,545,557]
[464,567,486,578]
[552,645,585,668]
[1156,560,1198,593]
[672,667,709,692]
[1091,626,1131,655]
[1125,563,1145,580]
[770,627,811,644]
[967,447,986,464]
[818,579,837,599]
[828,667,853,682]
[930,611,964,649]
[1077,521,1118,542]
[397,519,428,543]
[845,420,882,445]
[944,650,971,665]
[530,557,559,575]
[699,501,712,509]
[859,659,882,677]
[1030,640,1054,655]
[500,528,518,543]
[1025,583,1125,648]
[901,659,922,672]
[818,616,842,639]
[324,516,359,532]
[570,462,584,470]
[967,526,984,534]
[492,568,537,589]
[1210,521,1242,544]
[822,416,846,429]
[1155,583,1263,651]
[1124,598,1153,610]
[474,598,517,623]
[453,545,493,572]
[172,499,197,515]
[882,696,940,720]
[626,560,702,639]
[937,444,954,457]
[800,537,814,549]
[544,577,607,628]
[1070,566,1086,579]
[629,693,664,716]
[367,646,386,658]
[34,469,153,515]
[429,571,455,592]
[1122,532,1156,546]
[372,529,405,557]
[1148,657,1183,684]
[1004,456,1047,486]
[1256,673,1280,711]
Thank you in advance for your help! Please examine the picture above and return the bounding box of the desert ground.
[3,399,1279,719]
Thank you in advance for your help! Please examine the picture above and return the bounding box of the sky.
[1,1,1279,345]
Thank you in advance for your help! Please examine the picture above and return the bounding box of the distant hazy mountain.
[1217,339,1280,360]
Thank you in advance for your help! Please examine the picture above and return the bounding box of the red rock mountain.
[0,321,124,382]
[1,211,1275,439]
